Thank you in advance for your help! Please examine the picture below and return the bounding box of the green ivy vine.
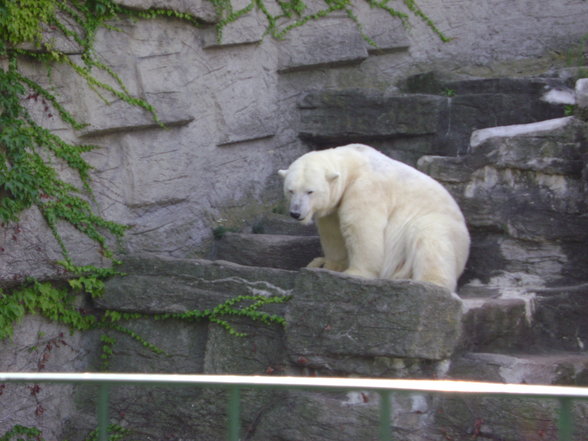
[0,277,289,360]
[1,1,443,438]
[0,0,444,272]
[0,0,445,345]
[0,423,132,441]
[0,425,43,441]
[0,0,444,330]
[211,0,448,43]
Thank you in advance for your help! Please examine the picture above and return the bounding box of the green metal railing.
[1,372,587,441]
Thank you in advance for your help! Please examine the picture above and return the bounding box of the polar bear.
[278,144,470,292]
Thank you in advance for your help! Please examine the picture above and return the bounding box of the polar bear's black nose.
[290,211,301,220]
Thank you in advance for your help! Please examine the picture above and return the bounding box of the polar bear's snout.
[287,195,313,224]
[289,210,302,220]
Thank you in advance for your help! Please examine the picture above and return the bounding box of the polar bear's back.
[335,144,463,217]
[332,144,470,289]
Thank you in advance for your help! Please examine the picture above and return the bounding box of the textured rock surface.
[2,1,588,440]
[63,255,461,441]
[99,255,297,313]
[298,90,447,151]
[0,317,92,440]
[98,256,462,364]
[287,269,463,363]
[3,0,588,283]
[419,116,588,286]
[299,75,570,160]
[438,352,588,440]
[214,232,322,270]
[118,0,217,22]
[460,297,532,352]
[277,17,369,73]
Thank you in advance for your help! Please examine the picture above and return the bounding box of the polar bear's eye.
[307,191,314,195]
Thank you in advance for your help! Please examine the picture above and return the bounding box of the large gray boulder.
[100,256,463,367]
[213,232,322,270]
[286,269,463,365]
[99,255,297,313]
[419,116,588,287]
[298,75,570,163]
[59,255,464,441]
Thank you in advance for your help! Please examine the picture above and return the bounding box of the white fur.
[278,144,470,292]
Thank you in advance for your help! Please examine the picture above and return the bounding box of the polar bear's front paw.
[324,261,348,272]
[307,257,326,268]
[343,267,376,279]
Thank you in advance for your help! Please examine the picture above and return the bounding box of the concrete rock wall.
[2,0,588,284]
[72,256,462,441]
[1,2,588,439]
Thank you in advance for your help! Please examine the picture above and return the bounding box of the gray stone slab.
[359,9,410,54]
[298,89,447,145]
[214,233,322,270]
[201,0,266,49]
[286,269,463,362]
[77,51,195,137]
[99,255,297,313]
[256,213,319,236]
[117,0,216,22]
[460,298,531,352]
[277,17,368,73]
[213,59,278,146]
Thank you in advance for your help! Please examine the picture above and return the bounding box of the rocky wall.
[2,0,588,284]
[70,255,462,441]
[2,2,588,440]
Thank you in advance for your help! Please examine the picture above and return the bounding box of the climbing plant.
[212,0,448,43]
[0,0,444,275]
[0,0,449,338]
[0,423,132,441]
[0,276,289,354]
[0,0,444,332]
[0,1,443,438]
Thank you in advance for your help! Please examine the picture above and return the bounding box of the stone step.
[449,351,588,386]
[460,296,532,353]
[440,351,588,441]
[100,255,463,366]
[403,72,573,96]
[254,213,318,236]
[460,282,588,353]
[213,232,321,270]
[99,255,298,314]
[298,74,571,159]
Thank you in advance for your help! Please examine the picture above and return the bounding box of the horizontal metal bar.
[1,372,588,400]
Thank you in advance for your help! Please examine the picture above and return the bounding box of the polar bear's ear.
[326,171,340,182]
[278,169,288,178]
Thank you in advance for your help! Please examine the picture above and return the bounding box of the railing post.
[227,387,241,441]
[558,397,573,441]
[379,390,392,441]
[97,383,110,441]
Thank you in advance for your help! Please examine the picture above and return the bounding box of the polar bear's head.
[278,152,340,225]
